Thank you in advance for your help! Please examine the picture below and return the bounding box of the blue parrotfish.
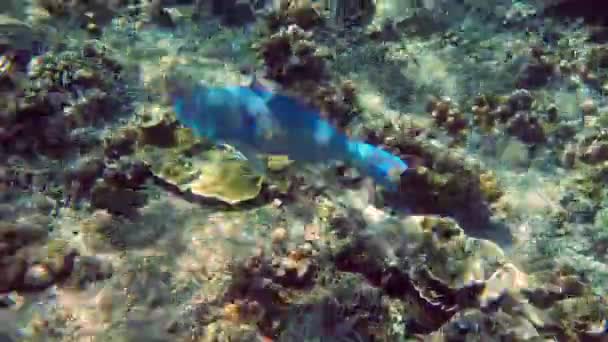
[169,76,408,190]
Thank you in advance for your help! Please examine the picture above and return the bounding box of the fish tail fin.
[346,140,408,191]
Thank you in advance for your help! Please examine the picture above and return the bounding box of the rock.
[561,145,577,168]
[588,46,608,69]
[330,0,376,27]
[90,180,147,216]
[0,0,27,19]
[0,14,41,56]
[542,0,608,25]
[33,0,123,26]
[103,128,138,159]
[506,111,546,144]
[588,26,608,43]
[62,255,113,289]
[66,157,106,189]
[581,141,608,164]
[223,2,256,26]
[0,221,48,257]
[102,159,151,190]
[210,0,236,16]
[516,58,554,89]
[507,89,534,112]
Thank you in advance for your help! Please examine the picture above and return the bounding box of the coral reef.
[188,158,264,205]
[0,41,131,158]
[89,163,150,216]
[427,96,468,144]
[329,213,606,339]
[0,14,44,56]
[30,0,180,31]
[32,0,128,28]
[265,0,325,31]
[3,1,608,341]
[0,219,112,294]
[258,18,360,128]
[356,119,503,229]
[136,123,267,205]
[329,0,376,27]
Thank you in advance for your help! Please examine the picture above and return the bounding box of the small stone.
[271,227,288,245]
[581,98,597,115]
[271,198,283,208]
[223,303,241,323]
[304,224,320,241]
[23,264,51,289]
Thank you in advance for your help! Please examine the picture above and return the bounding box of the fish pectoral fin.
[216,143,250,161]
[232,150,249,161]
[237,145,268,175]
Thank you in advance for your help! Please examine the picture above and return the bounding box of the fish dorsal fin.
[249,74,268,92]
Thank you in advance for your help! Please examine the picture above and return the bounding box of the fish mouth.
[164,75,201,126]
[164,73,205,104]
[164,75,190,103]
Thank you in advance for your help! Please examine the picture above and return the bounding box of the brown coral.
[362,123,503,229]
[258,24,360,128]
[427,96,469,144]
[329,213,605,339]
[265,0,325,31]
[1,42,131,158]
[33,0,128,27]
[0,220,79,294]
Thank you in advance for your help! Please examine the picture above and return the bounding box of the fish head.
[168,78,207,128]
[168,77,283,146]
[169,81,241,139]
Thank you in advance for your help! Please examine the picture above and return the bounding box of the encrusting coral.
[1,41,132,158]
[2,1,608,341]
[257,16,360,129]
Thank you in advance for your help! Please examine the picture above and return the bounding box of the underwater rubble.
[1,0,608,341]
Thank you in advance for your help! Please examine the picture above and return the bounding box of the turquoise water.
[1,1,608,340]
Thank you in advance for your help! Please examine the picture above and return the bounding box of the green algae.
[190,157,264,205]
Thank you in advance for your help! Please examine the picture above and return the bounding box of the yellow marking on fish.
[388,167,402,183]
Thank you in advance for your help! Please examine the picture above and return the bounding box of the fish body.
[170,78,408,190]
